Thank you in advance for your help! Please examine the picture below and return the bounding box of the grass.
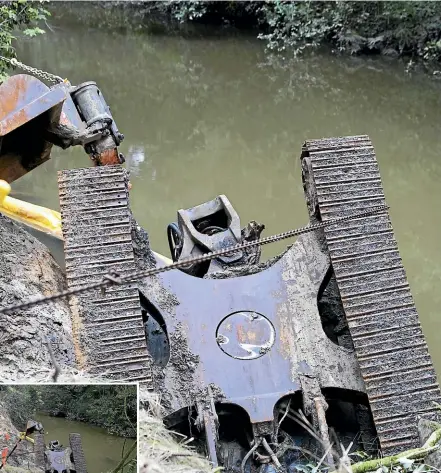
[139,394,213,473]
[138,394,441,473]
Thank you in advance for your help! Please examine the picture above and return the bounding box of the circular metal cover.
[216,311,275,360]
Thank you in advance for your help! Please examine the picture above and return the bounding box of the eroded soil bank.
[0,409,38,472]
[0,215,75,381]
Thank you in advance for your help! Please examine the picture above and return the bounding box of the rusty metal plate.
[302,135,441,454]
[0,74,68,136]
[142,228,366,427]
[0,74,72,182]
[216,311,276,360]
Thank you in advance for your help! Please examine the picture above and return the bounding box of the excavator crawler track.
[302,135,441,454]
[34,433,46,470]
[69,433,87,473]
[58,165,152,382]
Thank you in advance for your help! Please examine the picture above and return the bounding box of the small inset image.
[0,384,137,473]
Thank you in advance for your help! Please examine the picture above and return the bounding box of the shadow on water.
[36,413,135,473]
[11,6,441,373]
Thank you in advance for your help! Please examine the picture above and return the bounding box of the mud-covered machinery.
[167,194,264,275]
[58,142,441,472]
[0,420,86,473]
[34,434,87,473]
[1,70,441,472]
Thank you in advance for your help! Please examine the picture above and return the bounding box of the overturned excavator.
[34,435,87,473]
[1,68,441,472]
[0,420,86,473]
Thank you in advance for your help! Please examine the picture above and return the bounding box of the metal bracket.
[168,195,243,275]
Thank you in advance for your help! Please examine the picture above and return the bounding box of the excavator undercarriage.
[1,71,440,471]
[34,433,87,473]
[0,420,87,473]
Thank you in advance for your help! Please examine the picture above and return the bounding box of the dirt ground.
[0,215,75,382]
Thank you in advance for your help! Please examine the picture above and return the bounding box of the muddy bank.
[0,215,75,382]
[0,407,38,472]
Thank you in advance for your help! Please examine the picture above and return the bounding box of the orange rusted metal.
[0,74,70,183]
[0,74,68,136]
[0,74,126,181]
[94,147,120,166]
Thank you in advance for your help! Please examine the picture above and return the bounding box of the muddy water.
[12,14,441,373]
[36,413,135,472]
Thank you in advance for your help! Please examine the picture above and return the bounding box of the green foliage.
[36,385,137,438]
[0,0,49,80]
[256,1,336,56]
[164,0,208,23]
[153,1,441,64]
[0,385,41,429]
[346,450,435,473]
[0,385,137,438]
[46,1,441,65]
[259,1,441,61]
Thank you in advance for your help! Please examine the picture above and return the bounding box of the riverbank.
[140,395,213,473]
[0,215,75,382]
[45,1,441,75]
[0,386,137,472]
[0,409,35,471]
[0,386,136,439]
[37,385,137,438]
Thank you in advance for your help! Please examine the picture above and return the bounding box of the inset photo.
[0,384,137,473]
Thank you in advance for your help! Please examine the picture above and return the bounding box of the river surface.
[36,413,135,473]
[11,9,441,373]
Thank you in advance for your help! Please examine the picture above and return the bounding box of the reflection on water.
[12,10,441,373]
[36,413,135,473]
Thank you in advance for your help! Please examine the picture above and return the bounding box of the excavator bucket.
[25,420,43,434]
[0,74,81,183]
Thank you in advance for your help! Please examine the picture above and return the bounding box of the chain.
[0,206,388,315]
[0,55,65,84]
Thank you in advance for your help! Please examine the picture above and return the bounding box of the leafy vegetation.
[1,1,440,79]
[155,1,441,65]
[0,385,137,438]
[0,0,49,80]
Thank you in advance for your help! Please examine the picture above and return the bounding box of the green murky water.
[11,10,441,374]
[35,413,135,473]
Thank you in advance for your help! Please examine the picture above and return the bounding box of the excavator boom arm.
[0,74,124,183]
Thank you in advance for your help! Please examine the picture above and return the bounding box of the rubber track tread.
[69,433,88,473]
[58,165,152,383]
[34,433,45,470]
[303,136,441,454]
